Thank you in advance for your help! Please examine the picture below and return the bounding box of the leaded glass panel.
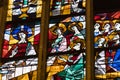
[6,0,42,21]
[94,11,120,79]
[6,0,86,21]
[2,21,40,58]
[50,0,86,16]
[47,53,85,80]
[49,15,86,53]
[2,0,86,80]
[1,58,37,80]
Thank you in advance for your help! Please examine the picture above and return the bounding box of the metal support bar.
[37,0,50,80]
[0,0,8,80]
[86,0,95,80]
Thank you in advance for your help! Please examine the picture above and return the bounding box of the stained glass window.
[48,15,86,54]
[2,21,40,58]
[47,53,85,80]
[2,0,41,79]
[6,0,42,21]
[50,0,86,16]
[47,14,86,79]
[6,0,86,21]
[47,0,86,79]
[1,58,37,79]
[94,11,120,48]
[94,11,120,79]
[1,21,40,79]
[1,0,86,80]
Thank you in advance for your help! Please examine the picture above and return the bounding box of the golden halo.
[94,20,103,29]
[95,20,103,24]
[112,19,120,24]
[58,23,67,33]
[112,19,120,29]
[49,25,58,35]
[103,20,111,26]
[49,23,66,35]
[68,22,83,32]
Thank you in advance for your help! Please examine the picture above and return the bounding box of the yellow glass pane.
[37,6,42,17]
[9,35,18,44]
[47,65,64,80]
[32,71,37,80]
[61,5,71,15]
[28,36,34,44]
[6,0,13,21]
[17,74,29,80]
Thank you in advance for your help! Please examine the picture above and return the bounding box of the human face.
[55,28,62,35]
[104,23,110,30]
[73,43,81,50]
[115,23,120,31]
[19,32,26,39]
[94,23,100,29]
[71,26,78,31]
